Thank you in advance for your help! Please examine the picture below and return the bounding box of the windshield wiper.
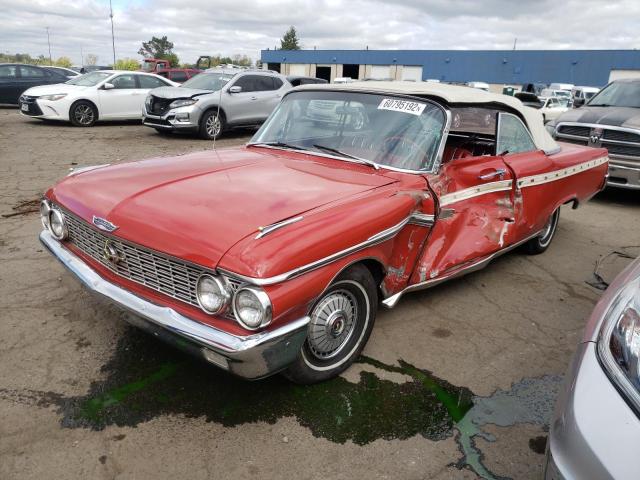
[312,144,380,170]
[247,141,311,152]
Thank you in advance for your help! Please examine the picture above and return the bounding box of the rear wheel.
[283,264,377,384]
[522,208,560,255]
[69,101,97,127]
[199,110,225,140]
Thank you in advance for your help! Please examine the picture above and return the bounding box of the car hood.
[149,86,214,100]
[22,83,87,96]
[555,106,640,129]
[49,147,396,270]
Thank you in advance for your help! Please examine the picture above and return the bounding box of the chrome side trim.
[255,216,303,239]
[40,230,310,379]
[439,179,513,206]
[382,230,543,308]
[408,212,435,227]
[517,156,609,189]
[220,215,416,286]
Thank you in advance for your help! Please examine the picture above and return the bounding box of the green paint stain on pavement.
[53,328,473,446]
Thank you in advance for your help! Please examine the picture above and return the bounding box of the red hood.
[50,147,396,269]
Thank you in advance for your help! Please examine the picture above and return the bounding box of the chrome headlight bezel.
[597,276,640,413]
[169,98,198,109]
[40,199,51,229]
[232,286,272,330]
[196,274,231,315]
[48,208,68,240]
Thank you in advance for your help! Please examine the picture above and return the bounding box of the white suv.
[143,68,291,139]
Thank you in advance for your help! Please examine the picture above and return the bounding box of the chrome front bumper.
[40,230,310,379]
[607,159,640,190]
[142,105,200,131]
[545,342,640,479]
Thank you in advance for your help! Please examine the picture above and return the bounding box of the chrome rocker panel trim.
[40,230,310,379]
[382,229,543,308]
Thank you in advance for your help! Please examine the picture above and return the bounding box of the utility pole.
[109,0,116,65]
[46,27,52,64]
[513,37,517,50]
[80,46,84,67]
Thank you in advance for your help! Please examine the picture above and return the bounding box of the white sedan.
[538,96,569,123]
[19,70,177,127]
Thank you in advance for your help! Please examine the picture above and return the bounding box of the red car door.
[497,112,609,241]
[411,152,517,284]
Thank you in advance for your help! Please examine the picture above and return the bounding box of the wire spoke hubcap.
[308,289,358,360]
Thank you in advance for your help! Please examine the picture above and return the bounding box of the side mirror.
[573,98,584,108]
[228,85,242,93]
[103,82,115,90]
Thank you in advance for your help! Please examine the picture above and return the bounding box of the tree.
[114,58,140,71]
[85,53,98,66]
[231,54,252,67]
[280,26,300,50]
[55,57,73,68]
[139,35,173,58]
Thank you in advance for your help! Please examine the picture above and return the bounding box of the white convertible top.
[295,81,560,154]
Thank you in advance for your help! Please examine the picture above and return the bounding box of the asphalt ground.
[1,108,638,479]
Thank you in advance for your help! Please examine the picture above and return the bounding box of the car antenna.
[212,74,223,153]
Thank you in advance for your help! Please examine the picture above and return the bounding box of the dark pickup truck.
[547,78,640,190]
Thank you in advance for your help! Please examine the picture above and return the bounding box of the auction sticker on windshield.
[378,98,426,116]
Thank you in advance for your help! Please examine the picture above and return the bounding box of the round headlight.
[233,287,272,330]
[48,209,68,240]
[196,274,230,314]
[40,200,51,229]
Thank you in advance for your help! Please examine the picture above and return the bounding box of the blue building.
[260,49,640,87]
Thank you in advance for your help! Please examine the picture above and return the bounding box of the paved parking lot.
[1,108,638,480]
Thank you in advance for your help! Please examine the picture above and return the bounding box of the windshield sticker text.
[377,98,426,116]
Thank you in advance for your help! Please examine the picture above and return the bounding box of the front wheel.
[522,208,560,255]
[69,101,97,127]
[198,110,225,140]
[283,264,378,384]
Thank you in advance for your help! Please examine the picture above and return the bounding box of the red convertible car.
[40,83,608,383]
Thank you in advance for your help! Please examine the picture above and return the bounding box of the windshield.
[65,71,111,86]
[588,82,640,108]
[250,91,446,172]
[181,72,234,91]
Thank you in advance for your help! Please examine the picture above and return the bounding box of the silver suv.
[142,68,291,139]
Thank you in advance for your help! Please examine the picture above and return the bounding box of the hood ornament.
[93,216,118,232]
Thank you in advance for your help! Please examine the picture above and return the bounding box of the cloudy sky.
[1,0,638,65]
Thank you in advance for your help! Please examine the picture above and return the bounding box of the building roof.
[295,81,559,154]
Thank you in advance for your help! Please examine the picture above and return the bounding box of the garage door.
[402,66,423,81]
[288,64,306,76]
[370,65,391,80]
[609,69,640,82]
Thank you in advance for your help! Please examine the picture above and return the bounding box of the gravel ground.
[1,108,638,479]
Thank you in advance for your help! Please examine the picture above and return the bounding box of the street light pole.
[46,27,52,64]
[109,0,116,65]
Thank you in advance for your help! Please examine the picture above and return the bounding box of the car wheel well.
[204,106,226,120]
[70,99,99,119]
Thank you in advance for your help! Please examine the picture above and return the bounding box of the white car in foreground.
[19,70,177,127]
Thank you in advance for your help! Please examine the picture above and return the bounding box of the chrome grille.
[602,129,640,143]
[59,207,241,318]
[556,125,590,138]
